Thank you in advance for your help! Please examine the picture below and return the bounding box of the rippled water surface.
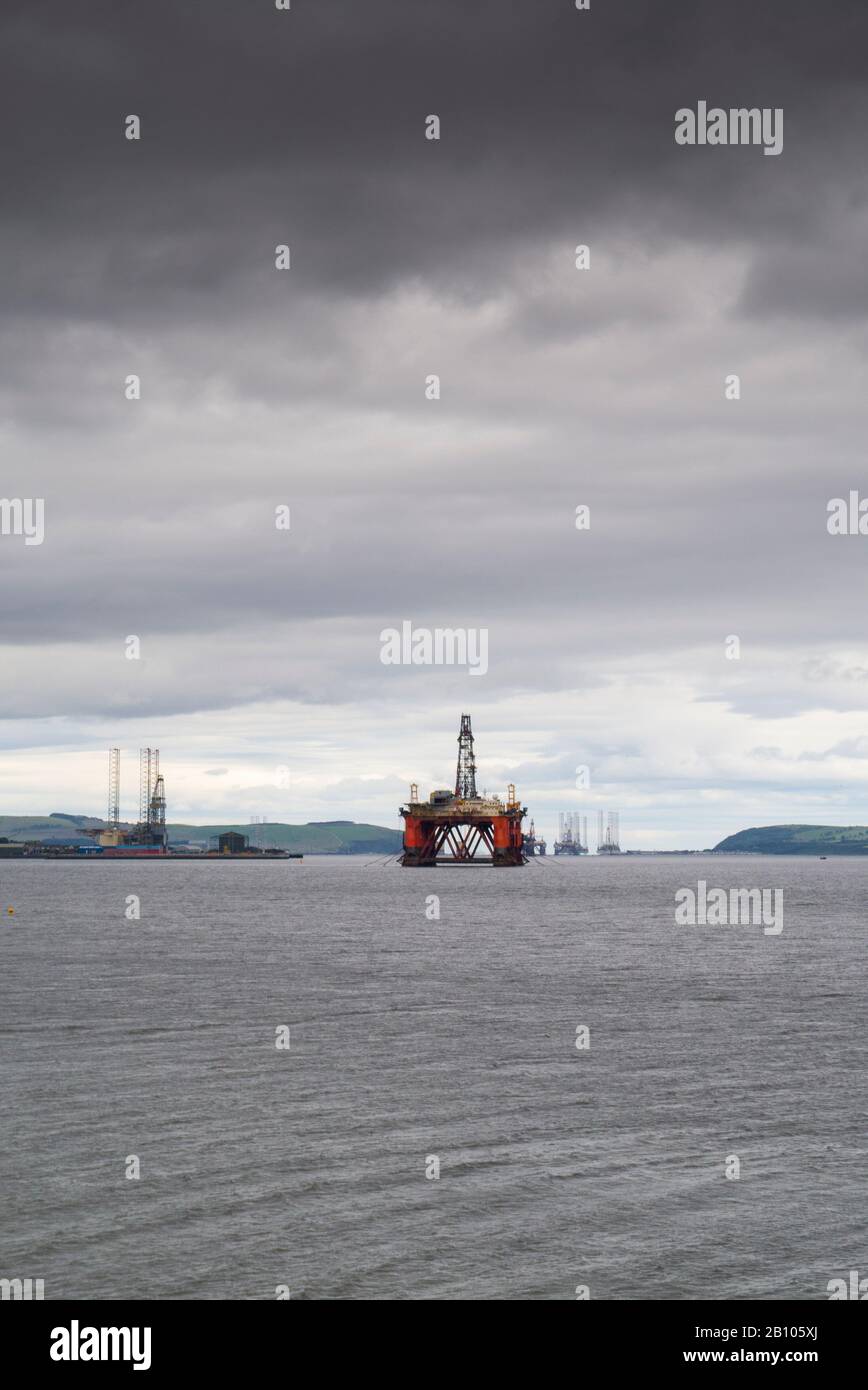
[1,854,865,1300]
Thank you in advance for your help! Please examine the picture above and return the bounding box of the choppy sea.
[1,853,865,1300]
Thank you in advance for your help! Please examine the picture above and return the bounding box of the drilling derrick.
[455,714,477,799]
[132,747,168,849]
[400,715,526,866]
[149,772,167,846]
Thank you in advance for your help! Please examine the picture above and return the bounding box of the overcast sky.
[3,0,868,847]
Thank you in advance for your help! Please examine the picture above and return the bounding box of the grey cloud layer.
[3,1,868,838]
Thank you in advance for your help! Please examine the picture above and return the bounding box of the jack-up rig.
[596,810,621,854]
[88,747,168,853]
[400,715,527,866]
[554,813,588,856]
[77,750,300,859]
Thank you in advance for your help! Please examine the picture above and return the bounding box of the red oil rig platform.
[400,715,527,866]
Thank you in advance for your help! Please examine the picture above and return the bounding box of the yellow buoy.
[6,907,13,915]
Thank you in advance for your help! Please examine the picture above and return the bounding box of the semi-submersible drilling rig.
[400,715,527,866]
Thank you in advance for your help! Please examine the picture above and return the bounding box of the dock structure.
[399,715,527,866]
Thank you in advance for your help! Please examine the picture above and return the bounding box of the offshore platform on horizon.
[596,810,621,854]
[523,818,547,856]
[400,715,527,866]
[554,813,588,856]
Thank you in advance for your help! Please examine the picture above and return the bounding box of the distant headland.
[713,825,868,855]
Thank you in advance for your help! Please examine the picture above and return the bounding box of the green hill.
[0,815,99,844]
[165,821,401,854]
[0,815,401,855]
[714,824,868,855]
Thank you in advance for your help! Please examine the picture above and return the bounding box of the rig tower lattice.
[108,748,120,829]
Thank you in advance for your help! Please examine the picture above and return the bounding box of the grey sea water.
[0,853,865,1301]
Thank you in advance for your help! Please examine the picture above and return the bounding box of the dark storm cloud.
[1,0,867,319]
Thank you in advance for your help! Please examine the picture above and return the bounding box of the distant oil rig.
[554,813,588,856]
[552,810,621,854]
[523,818,547,856]
[596,810,621,854]
[400,715,527,866]
[89,747,169,853]
[44,749,300,860]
